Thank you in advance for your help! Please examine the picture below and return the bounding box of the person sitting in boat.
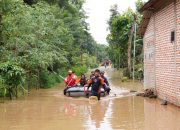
[90,71,95,79]
[85,69,105,100]
[79,74,87,86]
[64,70,78,95]
[100,71,111,95]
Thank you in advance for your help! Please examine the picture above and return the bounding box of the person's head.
[94,69,100,77]
[68,70,73,75]
[91,71,95,75]
[81,74,86,79]
[100,71,105,77]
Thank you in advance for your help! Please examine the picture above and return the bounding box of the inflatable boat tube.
[65,85,106,97]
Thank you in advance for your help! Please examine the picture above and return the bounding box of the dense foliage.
[107,0,144,79]
[0,0,107,99]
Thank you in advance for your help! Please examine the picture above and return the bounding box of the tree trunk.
[118,47,121,69]
[37,69,41,89]
[15,86,18,98]
[127,24,134,75]
[9,88,13,100]
[27,71,31,94]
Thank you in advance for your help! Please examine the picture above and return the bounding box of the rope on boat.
[52,71,65,80]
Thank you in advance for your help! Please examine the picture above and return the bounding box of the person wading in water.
[100,71,111,95]
[85,69,104,100]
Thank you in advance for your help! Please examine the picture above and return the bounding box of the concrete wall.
[144,15,156,89]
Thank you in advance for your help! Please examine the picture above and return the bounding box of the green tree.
[135,0,145,12]
[0,0,107,99]
[107,1,144,79]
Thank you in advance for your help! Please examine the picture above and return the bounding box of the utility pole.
[133,15,136,82]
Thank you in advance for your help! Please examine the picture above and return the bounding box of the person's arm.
[73,75,78,85]
[75,78,80,85]
[84,79,92,89]
[85,79,88,85]
[98,77,105,93]
[100,77,105,85]
[105,77,109,86]
[64,77,68,85]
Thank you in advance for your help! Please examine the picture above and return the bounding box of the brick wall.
[143,1,180,106]
[175,0,180,106]
[155,2,177,104]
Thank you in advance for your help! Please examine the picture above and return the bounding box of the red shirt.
[64,74,77,87]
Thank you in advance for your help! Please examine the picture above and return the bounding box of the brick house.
[139,0,180,106]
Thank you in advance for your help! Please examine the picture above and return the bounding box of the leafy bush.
[122,77,128,82]
[134,64,143,80]
[0,62,25,86]
[122,63,143,80]
[123,68,131,78]
[0,62,25,99]
[39,70,61,89]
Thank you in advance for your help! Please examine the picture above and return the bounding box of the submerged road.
[0,67,180,130]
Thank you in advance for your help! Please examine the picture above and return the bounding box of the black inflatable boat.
[65,85,106,97]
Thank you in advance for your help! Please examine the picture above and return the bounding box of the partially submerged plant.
[0,62,25,99]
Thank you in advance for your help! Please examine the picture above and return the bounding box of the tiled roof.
[139,0,173,36]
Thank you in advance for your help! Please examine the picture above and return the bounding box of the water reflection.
[111,97,145,130]
[85,100,112,130]
[143,98,180,130]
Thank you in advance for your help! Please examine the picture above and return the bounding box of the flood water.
[0,67,180,130]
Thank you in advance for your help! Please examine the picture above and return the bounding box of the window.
[171,31,175,43]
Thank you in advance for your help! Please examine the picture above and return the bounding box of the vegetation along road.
[0,0,179,130]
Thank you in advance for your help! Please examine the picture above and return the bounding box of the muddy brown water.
[0,67,180,130]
